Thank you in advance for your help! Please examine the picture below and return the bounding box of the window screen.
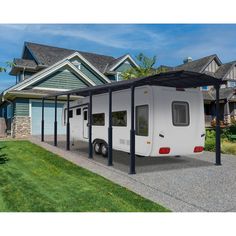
[76,108,81,115]
[112,111,127,126]
[92,113,105,126]
[136,105,149,136]
[69,110,73,118]
[172,102,189,126]
[83,110,88,121]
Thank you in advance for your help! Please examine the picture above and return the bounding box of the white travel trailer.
[62,85,205,157]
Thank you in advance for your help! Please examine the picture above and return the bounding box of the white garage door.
[31,101,66,135]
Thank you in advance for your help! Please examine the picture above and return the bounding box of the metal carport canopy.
[43,70,224,98]
[42,70,225,175]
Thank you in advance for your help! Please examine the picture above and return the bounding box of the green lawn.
[0,141,169,212]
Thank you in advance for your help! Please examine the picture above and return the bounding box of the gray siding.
[33,68,90,90]
[13,98,29,116]
[70,58,106,85]
[114,60,133,73]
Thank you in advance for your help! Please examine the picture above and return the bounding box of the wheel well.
[93,139,107,145]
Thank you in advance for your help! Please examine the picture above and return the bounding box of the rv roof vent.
[183,57,192,64]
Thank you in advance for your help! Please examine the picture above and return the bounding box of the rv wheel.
[94,142,102,154]
[101,143,108,157]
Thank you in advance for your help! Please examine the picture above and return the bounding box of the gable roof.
[106,54,139,72]
[214,61,236,80]
[202,87,236,101]
[24,42,116,73]
[175,54,221,73]
[14,58,37,69]
[3,58,97,95]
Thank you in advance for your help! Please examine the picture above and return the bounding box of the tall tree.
[121,53,166,80]
[0,61,15,73]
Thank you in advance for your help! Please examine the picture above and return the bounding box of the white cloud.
[0,24,171,50]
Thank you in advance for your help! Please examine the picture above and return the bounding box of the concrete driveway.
[31,135,236,212]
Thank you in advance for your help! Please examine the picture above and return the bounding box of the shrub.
[205,137,216,152]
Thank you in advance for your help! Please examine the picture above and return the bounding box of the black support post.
[41,98,45,142]
[108,89,113,166]
[129,85,136,174]
[88,92,93,159]
[215,84,221,165]
[54,96,58,146]
[66,94,70,151]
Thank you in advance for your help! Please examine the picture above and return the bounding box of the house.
[0,42,138,138]
[163,55,236,126]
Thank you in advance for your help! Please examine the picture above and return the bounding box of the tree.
[0,61,15,73]
[121,53,166,80]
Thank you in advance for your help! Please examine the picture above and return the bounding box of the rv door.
[83,107,89,139]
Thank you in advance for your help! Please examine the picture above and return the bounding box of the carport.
[41,70,225,174]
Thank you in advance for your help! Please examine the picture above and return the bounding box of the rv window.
[92,113,105,126]
[83,110,88,121]
[136,105,149,136]
[112,111,127,127]
[76,108,81,115]
[69,110,73,118]
[172,102,189,126]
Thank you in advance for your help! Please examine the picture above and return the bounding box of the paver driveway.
[31,135,236,212]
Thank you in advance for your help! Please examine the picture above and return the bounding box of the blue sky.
[1,24,236,91]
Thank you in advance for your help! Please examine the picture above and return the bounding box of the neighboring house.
[163,55,236,126]
[0,42,138,138]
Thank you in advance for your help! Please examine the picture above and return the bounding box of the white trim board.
[14,60,96,91]
[3,51,111,94]
[108,54,139,71]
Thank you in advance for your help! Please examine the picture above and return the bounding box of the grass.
[221,141,236,155]
[0,140,169,212]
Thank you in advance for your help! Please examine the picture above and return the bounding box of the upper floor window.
[72,60,81,70]
[116,72,122,81]
[201,86,208,91]
[227,81,236,88]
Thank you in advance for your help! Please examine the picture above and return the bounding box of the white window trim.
[116,72,122,81]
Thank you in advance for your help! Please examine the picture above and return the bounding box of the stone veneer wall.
[12,116,31,138]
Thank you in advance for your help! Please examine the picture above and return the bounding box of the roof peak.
[24,41,116,60]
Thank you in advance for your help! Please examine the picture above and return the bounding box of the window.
[76,108,81,115]
[136,105,149,136]
[83,110,88,121]
[92,113,105,126]
[72,60,81,70]
[112,110,127,126]
[7,104,12,119]
[172,102,189,126]
[201,86,208,91]
[69,110,73,118]
[116,72,122,81]
[227,81,236,88]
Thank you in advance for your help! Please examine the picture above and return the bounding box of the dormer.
[204,58,221,73]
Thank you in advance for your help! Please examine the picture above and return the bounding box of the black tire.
[94,142,101,155]
[101,143,108,157]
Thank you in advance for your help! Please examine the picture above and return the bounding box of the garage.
[31,101,66,135]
